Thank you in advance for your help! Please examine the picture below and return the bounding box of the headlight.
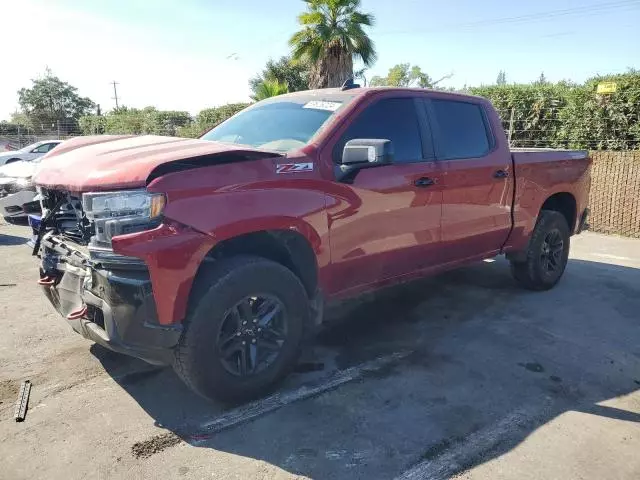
[82,190,166,248]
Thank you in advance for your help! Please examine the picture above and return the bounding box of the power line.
[376,0,640,36]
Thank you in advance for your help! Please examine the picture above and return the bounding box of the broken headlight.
[82,190,166,249]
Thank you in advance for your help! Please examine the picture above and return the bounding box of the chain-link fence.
[589,151,640,238]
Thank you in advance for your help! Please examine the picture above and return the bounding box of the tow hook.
[37,275,56,286]
[67,305,88,320]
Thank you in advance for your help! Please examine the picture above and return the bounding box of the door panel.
[323,95,443,295]
[326,162,443,294]
[427,98,514,261]
[440,157,513,261]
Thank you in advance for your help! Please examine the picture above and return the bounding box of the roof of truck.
[272,86,487,104]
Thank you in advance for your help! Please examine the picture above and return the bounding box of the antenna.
[341,78,361,91]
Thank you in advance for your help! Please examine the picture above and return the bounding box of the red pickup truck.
[33,86,591,402]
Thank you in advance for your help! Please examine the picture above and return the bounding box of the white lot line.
[590,253,634,262]
[191,351,411,439]
[394,404,546,480]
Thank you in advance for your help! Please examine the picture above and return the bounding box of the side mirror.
[337,139,394,183]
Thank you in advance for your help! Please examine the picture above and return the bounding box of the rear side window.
[431,100,491,159]
[336,98,422,163]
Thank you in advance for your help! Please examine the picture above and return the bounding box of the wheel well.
[541,192,576,231]
[5,158,21,164]
[197,230,318,297]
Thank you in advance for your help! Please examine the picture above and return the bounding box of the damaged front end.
[34,189,181,365]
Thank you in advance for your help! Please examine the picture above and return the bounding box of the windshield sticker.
[277,162,314,174]
[303,101,342,112]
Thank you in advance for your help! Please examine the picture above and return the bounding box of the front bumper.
[39,234,182,365]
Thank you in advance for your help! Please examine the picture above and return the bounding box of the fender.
[505,152,591,252]
[134,157,332,323]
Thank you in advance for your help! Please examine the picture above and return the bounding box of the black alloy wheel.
[217,295,288,376]
[540,229,564,273]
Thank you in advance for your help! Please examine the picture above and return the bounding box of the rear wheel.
[510,210,570,291]
[174,256,309,403]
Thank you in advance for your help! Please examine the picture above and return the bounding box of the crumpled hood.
[34,135,280,192]
[0,159,38,180]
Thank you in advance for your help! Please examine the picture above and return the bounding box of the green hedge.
[470,71,640,150]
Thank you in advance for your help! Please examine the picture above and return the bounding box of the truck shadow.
[93,257,640,479]
[0,233,28,246]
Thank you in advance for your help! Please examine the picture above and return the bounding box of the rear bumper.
[39,234,181,365]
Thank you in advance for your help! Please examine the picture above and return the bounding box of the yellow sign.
[597,82,617,94]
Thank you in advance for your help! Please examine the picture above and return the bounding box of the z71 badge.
[276,162,314,174]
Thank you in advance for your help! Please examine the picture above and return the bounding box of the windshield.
[201,96,352,152]
[19,142,42,153]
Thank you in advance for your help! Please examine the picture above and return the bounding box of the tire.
[510,210,570,291]
[174,255,309,403]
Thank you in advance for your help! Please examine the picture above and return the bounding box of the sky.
[1,0,639,120]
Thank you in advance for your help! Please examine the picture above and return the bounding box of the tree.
[251,80,289,101]
[18,70,96,134]
[289,0,376,89]
[370,63,450,88]
[534,72,548,85]
[249,56,309,97]
[496,70,507,85]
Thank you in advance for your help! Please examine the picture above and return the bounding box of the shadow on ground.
[93,258,640,479]
[0,234,28,246]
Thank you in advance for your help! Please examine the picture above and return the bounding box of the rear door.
[426,97,513,262]
[324,95,444,295]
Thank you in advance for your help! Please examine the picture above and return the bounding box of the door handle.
[494,169,509,178]
[415,177,436,187]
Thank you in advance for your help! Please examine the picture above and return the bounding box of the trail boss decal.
[276,162,314,174]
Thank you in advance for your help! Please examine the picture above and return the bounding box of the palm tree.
[289,0,376,89]
[251,80,289,101]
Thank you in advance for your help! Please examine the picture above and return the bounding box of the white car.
[0,159,44,220]
[0,140,62,167]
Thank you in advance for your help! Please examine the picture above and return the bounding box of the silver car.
[0,140,62,167]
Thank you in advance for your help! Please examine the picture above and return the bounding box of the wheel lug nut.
[242,341,246,345]
[237,332,242,336]
[252,339,256,344]
[242,321,247,325]
[253,319,257,324]
[257,328,262,332]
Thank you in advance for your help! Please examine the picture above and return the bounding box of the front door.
[323,96,444,296]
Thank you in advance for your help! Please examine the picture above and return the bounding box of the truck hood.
[34,135,282,192]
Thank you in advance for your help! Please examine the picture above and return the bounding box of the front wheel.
[173,256,309,403]
[510,210,570,291]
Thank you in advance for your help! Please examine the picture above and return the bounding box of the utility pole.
[111,81,120,109]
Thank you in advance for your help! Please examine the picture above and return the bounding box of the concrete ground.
[0,221,638,480]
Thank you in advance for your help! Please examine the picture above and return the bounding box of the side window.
[336,98,423,164]
[33,143,52,153]
[431,99,491,160]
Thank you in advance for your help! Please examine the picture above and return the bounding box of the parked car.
[0,140,62,167]
[32,86,591,402]
[0,159,42,220]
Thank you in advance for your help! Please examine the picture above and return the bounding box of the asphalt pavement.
[1,221,638,480]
